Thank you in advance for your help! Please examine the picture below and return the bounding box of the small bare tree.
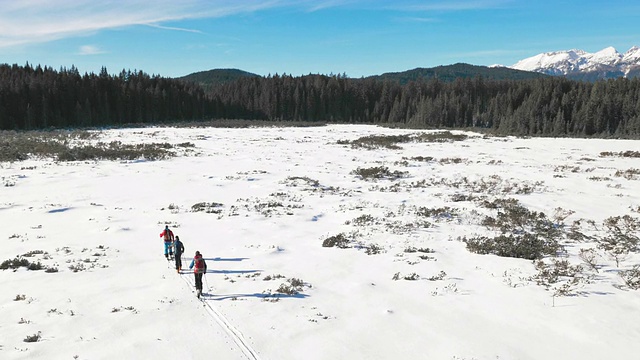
[578,248,599,273]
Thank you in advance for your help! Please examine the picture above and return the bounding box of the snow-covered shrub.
[464,201,564,260]
[596,215,640,266]
[191,202,224,213]
[0,257,43,270]
[365,243,383,255]
[531,258,589,296]
[338,134,410,150]
[351,166,408,180]
[464,233,561,260]
[614,168,640,180]
[345,214,377,226]
[23,332,41,343]
[427,271,447,281]
[416,206,458,221]
[322,233,351,248]
[276,278,306,295]
[578,248,600,272]
[619,265,640,290]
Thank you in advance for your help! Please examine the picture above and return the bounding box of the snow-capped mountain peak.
[588,46,621,65]
[623,46,640,63]
[510,46,640,79]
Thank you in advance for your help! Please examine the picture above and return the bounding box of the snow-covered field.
[1,124,639,360]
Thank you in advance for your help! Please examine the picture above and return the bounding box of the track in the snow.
[174,264,261,360]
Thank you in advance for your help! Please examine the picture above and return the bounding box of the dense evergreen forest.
[2,63,640,137]
[0,63,213,130]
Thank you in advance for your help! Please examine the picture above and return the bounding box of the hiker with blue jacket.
[174,236,185,273]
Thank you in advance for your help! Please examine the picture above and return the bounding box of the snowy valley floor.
[1,124,640,360]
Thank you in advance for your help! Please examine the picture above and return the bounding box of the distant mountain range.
[178,47,640,87]
[509,46,640,81]
[177,63,546,87]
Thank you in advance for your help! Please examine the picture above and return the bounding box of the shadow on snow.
[202,292,309,301]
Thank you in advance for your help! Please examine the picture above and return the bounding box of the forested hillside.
[368,63,547,84]
[177,68,260,89]
[1,63,640,137]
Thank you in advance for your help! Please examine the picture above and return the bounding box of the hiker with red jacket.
[160,225,175,260]
[189,251,207,298]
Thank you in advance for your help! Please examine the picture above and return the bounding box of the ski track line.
[170,262,261,360]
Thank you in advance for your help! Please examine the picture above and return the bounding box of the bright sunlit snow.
[1,124,640,360]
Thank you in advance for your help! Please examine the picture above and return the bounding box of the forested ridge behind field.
[2,63,639,138]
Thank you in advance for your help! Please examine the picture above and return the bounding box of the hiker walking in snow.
[174,236,185,273]
[160,225,175,260]
[189,251,207,298]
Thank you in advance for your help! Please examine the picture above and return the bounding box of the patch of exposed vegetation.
[462,202,564,260]
[229,194,305,217]
[345,214,378,226]
[371,175,543,195]
[0,257,43,270]
[191,202,224,213]
[263,274,286,281]
[276,278,308,295]
[322,233,352,248]
[392,272,421,281]
[614,168,640,180]
[427,271,447,281]
[21,250,46,257]
[56,141,174,161]
[416,206,459,221]
[600,151,640,158]
[0,130,189,162]
[284,176,319,188]
[439,157,467,165]
[365,243,384,255]
[619,265,640,290]
[464,234,561,260]
[531,258,590,296]
[404,246,435,253]
[338,131,467,150]
[338,134,411,150]
[351,166,408,180]
[23,332,42,343]
[403,156,435,162]
[595,215,640,266]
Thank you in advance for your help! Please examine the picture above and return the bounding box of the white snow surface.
[1,124,640,360]
[511,46,640,76]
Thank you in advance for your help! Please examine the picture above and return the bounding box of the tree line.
[0,63,214,130]
[2,63,640,137]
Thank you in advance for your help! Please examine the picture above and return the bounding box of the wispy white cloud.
[304,0,362,12]
[77,45,106,55]
[392,0,513,11]
[0,0,514,49]
[0,0,291,48]
[144,24,203,34]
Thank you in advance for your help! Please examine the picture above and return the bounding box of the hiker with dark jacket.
[174,236,185,273]
[189,251,207,298]
[159,225,175,259]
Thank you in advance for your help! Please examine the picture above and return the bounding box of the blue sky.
[1,0,638,78]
